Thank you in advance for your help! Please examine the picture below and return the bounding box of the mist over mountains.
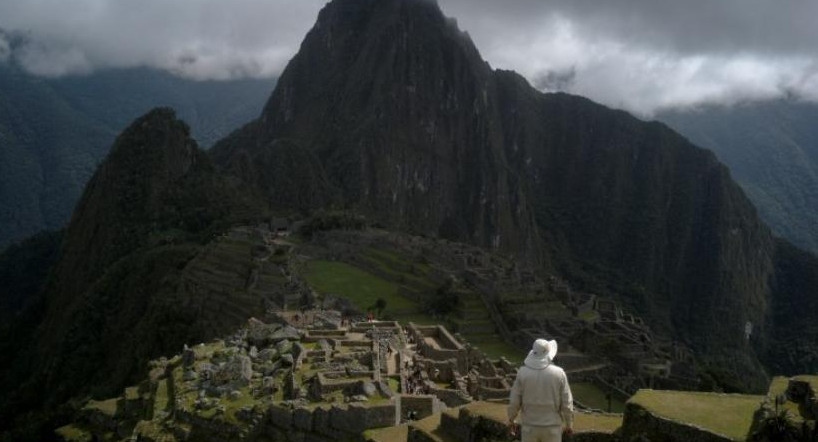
[0,56,273,251]
[659,101,818,254]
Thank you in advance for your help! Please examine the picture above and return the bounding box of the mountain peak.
[48,108,199,304]
[251,0,487,141]
[106,107,197,178]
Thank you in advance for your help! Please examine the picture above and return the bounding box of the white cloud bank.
[2,0,818,115]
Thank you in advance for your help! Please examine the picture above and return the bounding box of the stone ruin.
[58,310,548,442]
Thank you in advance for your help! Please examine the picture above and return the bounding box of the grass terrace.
[572,382,626,413]
[628,390,763,441]
[464,337,522,365]
[304,260,418,313]
[84,398,118,417]
[55,424,94,442]
[466,400,621,435]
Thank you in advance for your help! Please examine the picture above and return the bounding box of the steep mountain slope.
[0,230,62,321]
[213,0,780,389]
[0,61,273,250]
[659,101,818,254]
[0,109,271,440]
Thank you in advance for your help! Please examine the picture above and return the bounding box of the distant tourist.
[508,339,574,441]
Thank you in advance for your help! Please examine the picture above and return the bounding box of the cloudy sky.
[1,0,817,115]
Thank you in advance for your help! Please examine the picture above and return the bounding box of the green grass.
[579,310,600,322]
[629,390,763,440]
[303,260,418,312]
[463,335,522,364]
[304,260,524,378]
[571,382,625,413]
[55,424,93,442]
[388,377,400,394]
[84,398,118,417]
[125,386,140,400]
[574,412,623,433]
[361,248,436,291]
[154,379,170,413]
[768,376,816,422]
[398,313,439,325]
[364,425,409,441]
[223,387,257,424]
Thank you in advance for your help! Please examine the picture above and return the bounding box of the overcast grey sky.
[1,0,817,115]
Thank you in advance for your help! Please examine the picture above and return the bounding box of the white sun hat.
[524,338,558,370]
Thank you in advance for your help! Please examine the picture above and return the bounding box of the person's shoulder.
[547,364,567,376]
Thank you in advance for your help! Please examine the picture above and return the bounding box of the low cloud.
[0,33,10,63]
[0,0,324,79]
[438,1,818,115]
[2,0,818,114]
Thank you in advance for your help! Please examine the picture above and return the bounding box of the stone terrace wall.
[398,394,442,420]
[409,324,468,373]
[620,402,734,442]
[266,402,398,440]
[425,404,617,442]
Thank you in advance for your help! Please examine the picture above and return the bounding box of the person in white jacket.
[508,339,574,441]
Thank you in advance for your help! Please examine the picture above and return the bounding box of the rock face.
[212,0,782,388]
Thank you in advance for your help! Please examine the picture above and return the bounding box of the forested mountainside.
[0,57,273,250]
[660,100,818,254]
[1,109,270,440]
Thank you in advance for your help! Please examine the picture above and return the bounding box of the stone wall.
[409,324,468,373]
[312,371,376,396]
[265,402,398,440]
[477,385,510,401]
[428,386,471,407]
[398,395,442,420]
[620,402,734,442]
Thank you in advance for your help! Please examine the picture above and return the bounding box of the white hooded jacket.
[507,362,574,428]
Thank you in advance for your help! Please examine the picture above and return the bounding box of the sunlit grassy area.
[574,412,623,433]
[55,424,93,442]
[629,390,763,440]
[767,376,817,422]
[361,247,436,292]
[465,337,523,364]
[84,398,118,416]
[154,379,170,413]
[572,382,626,413]
[399,313,440,325]
[388,377,400,394]
[364,423,409,441]
[304,260,418,313]
[304,260,524,369]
